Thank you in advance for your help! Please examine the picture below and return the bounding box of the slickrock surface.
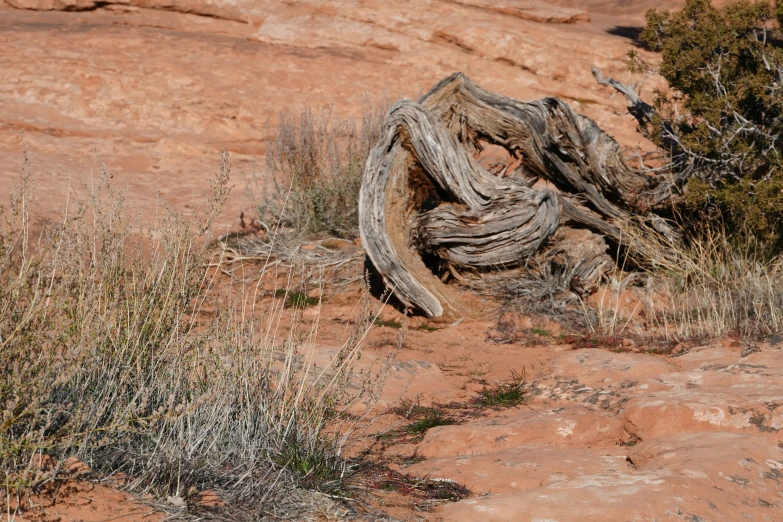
[403,341,783,521]
[416,405,625,458]
[317,309,783,520]
[0,0,663,228]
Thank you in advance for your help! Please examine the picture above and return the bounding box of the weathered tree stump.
[359,73,670,318]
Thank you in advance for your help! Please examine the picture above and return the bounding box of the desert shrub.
[640,0,783,249]
[588,220,783,340]
[258,102,387,239]
[472,371,526,409]
[0,151,385,519]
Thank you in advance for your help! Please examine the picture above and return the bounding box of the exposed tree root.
[359,72,675,318]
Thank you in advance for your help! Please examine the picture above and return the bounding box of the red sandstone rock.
[440,433,783,521]
[417,405,624,458]
[406,443,628,494]
[0,0,664,229]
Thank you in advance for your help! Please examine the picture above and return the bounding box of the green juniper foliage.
[641,0,783,249]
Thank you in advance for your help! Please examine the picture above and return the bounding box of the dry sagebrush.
[0,151,386,520]
[255,102,387,240]
[586,220,783,341]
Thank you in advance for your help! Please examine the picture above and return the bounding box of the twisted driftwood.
[359,73,670,318]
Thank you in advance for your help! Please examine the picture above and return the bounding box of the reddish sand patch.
[6,480,163,522]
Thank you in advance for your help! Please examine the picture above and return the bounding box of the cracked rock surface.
[0,0,665,229]
[407,341,783,521]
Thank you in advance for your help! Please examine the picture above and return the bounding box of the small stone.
[167,496,186,508]
[302,307,320,321]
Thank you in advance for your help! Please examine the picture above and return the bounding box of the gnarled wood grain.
[359,73,669,318]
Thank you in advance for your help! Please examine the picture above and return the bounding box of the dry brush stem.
[359,73,674,318]
[0,152,392,520]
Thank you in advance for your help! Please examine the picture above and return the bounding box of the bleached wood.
[359,73,669,318]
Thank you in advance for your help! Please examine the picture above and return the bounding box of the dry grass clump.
[587,221,783,341]
[473,205,783,344]
[467,265,592,328]
[478,219,783,345]
[0,150,387,520]
[256,102,387,240]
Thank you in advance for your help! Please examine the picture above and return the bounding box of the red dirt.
[6,480,163,522]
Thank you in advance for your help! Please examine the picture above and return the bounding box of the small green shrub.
[285,290,320,308]
[473,371,526,408]
[374,318,403,329]
[381,402,460,441]
[404,409,457,435]
[640,0,783,250]
[413,323,440,332]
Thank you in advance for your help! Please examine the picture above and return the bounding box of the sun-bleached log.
[359,73,669,318]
